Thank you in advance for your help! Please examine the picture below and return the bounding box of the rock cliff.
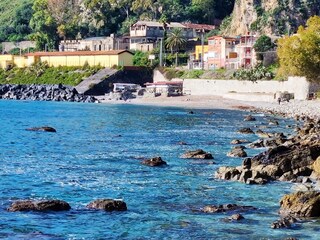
[223,0,320,36]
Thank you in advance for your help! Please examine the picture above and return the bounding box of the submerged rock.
[271,216,297,229]
[26,126,57,132]
[203,204,256,213]
[180,149,213,159]
[87,199,127,211]
[237,128,254,134]
[244,115,256,121]
[141,157,167,167]
[8,200,71,212]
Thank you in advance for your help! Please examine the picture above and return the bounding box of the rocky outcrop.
[244,115,256,121]
[180,149,213,159]
[224,0,320,36]
[87,199,127,211]
[0,84,97,103]
[8,200,71,212]
[279,191,320,218]
[141,157,167,167]
[26,126,57,132]
[202,204,256,213]
[230,139,250,145]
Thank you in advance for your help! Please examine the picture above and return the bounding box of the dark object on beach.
[203,204,256,213]
[180,149,213,159]
[244,115,256,121]
[87,199,127,211]
[8,200,71,212]
[26,126,57,132]
[141,156,167,167]
[237,128,254,134]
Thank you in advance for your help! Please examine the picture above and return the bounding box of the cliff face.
[224,0,320,36]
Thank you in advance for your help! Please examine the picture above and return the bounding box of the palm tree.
[165,28,187,66]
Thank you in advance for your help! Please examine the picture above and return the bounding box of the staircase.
[75,68,118,94]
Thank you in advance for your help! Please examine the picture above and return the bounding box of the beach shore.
[96,95,320,119]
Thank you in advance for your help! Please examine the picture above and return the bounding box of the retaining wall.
[181,77,316,100]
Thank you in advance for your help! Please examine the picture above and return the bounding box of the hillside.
[224,0,320,36]
[0,0,33,42]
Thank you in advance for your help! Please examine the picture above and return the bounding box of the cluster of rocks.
[8,199,127,212]
[0,84,97,103]
[217,118,320,185]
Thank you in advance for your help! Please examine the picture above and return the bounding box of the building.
[207,36,239,70]
[145,81,183,97]
[188,45,209,69]
[129,21,215,52]
[236,34,257,68]
[0,50,134,69]
[59,35,130,52]
[1,41,36,54]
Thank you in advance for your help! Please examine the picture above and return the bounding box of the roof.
[25,50,133,57]
[182,23,215,31]
[132,21,186,28]
[208,35,237,40]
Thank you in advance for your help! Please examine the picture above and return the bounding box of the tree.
[277,16,320,82]
[47,0,80,40]
[165,28,187,66]
[29,0,58,50]
[253,35,275,52]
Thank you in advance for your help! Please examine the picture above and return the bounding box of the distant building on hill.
[1,41,36,54]
[59,34,130,52]
[129,21,215,52]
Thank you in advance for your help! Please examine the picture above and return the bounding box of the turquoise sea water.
[0,100,319,239]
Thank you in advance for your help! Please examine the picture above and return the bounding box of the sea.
[0,100,319,239]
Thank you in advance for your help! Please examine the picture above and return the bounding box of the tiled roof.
[25,50,133,57]
[182,23,216,31]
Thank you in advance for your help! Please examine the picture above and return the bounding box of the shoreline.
[96,95,320,119]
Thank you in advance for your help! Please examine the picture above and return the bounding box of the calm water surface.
[0,100,319,239]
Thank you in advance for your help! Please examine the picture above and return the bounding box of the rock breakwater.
[0,84,97,103]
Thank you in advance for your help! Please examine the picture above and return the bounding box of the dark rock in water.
[271,216,297,229]
[242,158,251,169]
[229,213,245,221]
[203,204,256,213]
[180,149,213,159]
[178,141,188,145]
[188,111,194,114]
[244,115,256,121]
[237,128,254,134]
[141,156,167,167]
[26,126,57,132]
[87,199,127,211]
[230,139,250,145]
[8,200,71,212]
[227,146,248,158]
[279,191,320,217]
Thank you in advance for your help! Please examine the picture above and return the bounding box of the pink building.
[205,34,257,70]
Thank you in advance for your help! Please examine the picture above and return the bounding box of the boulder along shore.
[0,84,97,103]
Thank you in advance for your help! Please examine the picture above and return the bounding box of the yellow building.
[25,50,134,68]
[194,45,209,61]
[0,50,134,69]
[0,55,14,69]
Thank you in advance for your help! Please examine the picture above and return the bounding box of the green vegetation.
[233,65,275,81]
[253,35,275,53]
[277,16,320,82]
[0,63,102,85]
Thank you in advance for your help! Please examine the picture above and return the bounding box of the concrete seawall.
[180,77,318,101]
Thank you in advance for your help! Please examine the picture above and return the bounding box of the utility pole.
[201,28,204,70]
[159,38,163,67]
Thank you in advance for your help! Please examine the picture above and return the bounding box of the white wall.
[181,76,315,100]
